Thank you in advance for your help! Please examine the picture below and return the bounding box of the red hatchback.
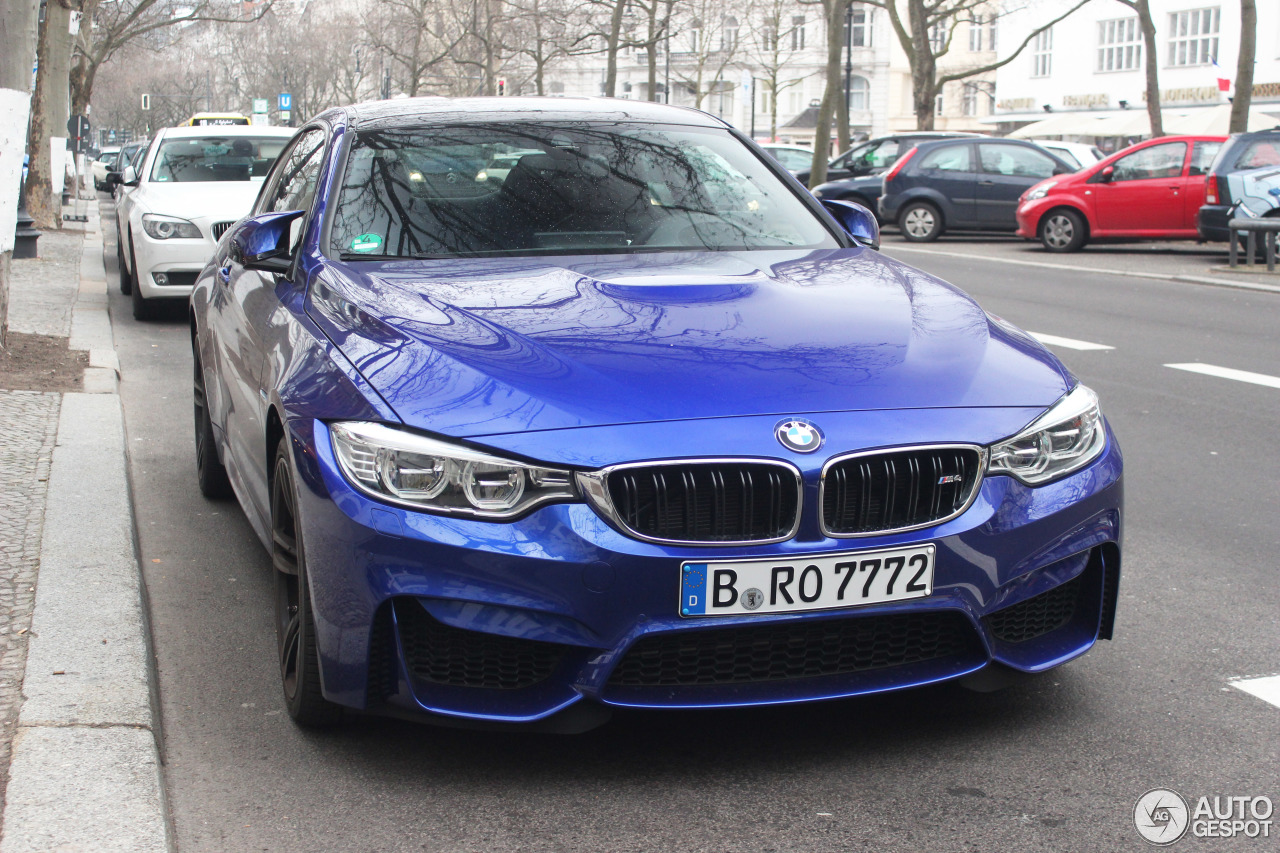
[1016,135,1226,252]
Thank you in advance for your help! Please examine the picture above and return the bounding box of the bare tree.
[742,0,814,139]
[24,0,78,230]
[1229,0,1256,133]
[807,0,847,186]
[502,0,598,94]
[0,0,42,347]
[1112,0,1163,137]
[669,0,745,111]
[368,0,466,96]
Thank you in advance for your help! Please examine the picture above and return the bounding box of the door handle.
[217,265,231,284]
[978,180,996,186]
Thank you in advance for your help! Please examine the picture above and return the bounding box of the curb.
[883,244,1280,295]
[0,205,171,852]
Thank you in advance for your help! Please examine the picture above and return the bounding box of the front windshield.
[149,135,289,183]
[329,122,837,259]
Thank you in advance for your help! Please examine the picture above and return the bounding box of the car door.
[909,142,978,225]
[209,126,327,520]
[1181,139,1223,230]
[975,143,1060,229]
[1092,140,1189,233]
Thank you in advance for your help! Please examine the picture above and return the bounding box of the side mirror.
[105,171,122,186]
[122,166,139,186]
[1098,166,1114,183]
[822,199,880,250]
[228,209,306,273]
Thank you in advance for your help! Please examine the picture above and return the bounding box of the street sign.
[278,93,292,111]
[67,114,91,153]
[253,98,268,114]
[280,110,291,124]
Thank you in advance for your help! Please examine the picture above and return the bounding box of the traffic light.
[498,79,505,96]
[141,93,151,110]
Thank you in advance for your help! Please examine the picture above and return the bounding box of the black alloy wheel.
[192,347,232,499]
[899,201,943,242]
[271,442,343,727]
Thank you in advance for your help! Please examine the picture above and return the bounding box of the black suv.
[1197,128,1280,241]
[795,132,981,186]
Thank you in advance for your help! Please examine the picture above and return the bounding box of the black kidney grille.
[606,462,799,543]
[985,574,1082,644]
[823,447,981,535]
[608,611,979,687]
[211,221,234,240]
[393,600,565,690]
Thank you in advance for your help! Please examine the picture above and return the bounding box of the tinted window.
[269,130,326,213]
[915,144,972,172]
[979,144,1058,179]
[330,123,837,259]
[1234,139,1280,169]
[1111,142,1187,181]
[857,139,902,170]
[766,147,813,171]
[1189,141,1222,176]
[149,135,289,182]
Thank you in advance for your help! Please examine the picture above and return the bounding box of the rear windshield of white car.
[329,122,837,259]
[148,136,289,182]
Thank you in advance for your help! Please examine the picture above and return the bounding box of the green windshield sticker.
[350,233,384,253]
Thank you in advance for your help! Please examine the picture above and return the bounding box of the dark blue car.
[191,98,1122,730]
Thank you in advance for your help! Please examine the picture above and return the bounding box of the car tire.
[129,235,156,321]
[899,201,943,242]
[271,441,344,728]
[192,347,233,500]
[117,233,132,295]
[1039,209,1087,252]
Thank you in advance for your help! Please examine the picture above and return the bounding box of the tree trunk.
[909,0,937,130]
[645,3,659,101]
[1,0,42,348]
[809,0,847,187]
[603,0,627,97]
[1230,0,1256,132]
[24,1,70,230]
[1136,0,1162,137]
[68,0,99,116]
[835,5,849,153]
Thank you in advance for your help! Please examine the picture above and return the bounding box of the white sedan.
[116,125,296,319]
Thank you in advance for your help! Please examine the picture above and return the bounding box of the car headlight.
[141,214,202,240]
[988,385,1106,485]
[1025,181,1058,201]
[329,422,579,519]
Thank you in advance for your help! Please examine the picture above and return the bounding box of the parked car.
[192,97,1121,731]
[880,138,1076,242]
[1026,139,1104,171]
[106,140,148,200]
[91,147,121,190]
[1197,128,1280,242]
[759,143,816,174]
[1227,164,1280,219]
[115,125,296,319]
[794,131,981,186]
[1015,135,1225,252]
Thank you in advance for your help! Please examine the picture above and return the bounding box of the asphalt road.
[101,202,1280,853]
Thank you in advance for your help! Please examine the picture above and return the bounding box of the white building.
[993,0,1280,135]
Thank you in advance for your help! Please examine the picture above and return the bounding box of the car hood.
[306,248,1072,438]
[134,180,266,222]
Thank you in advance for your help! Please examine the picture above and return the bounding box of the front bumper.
[287,416,1123,727]
[1197,203,1232,242]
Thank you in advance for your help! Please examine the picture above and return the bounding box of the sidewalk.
[0,201,169,852]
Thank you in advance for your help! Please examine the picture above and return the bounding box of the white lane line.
[1229,674,1280,710]
[1028,332,1115,351]
[1165,363,1280,390]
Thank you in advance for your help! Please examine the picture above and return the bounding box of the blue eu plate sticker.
[350,233,383,253]
[681,563,707,616]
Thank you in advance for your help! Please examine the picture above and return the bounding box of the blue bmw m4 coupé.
[191,98,1122,730]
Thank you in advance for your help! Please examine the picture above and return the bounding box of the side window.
[1111,141,1187,181]
[916,144,972,172]
[1189,141,1222,176]
[863,140,902,169]
[270,129,327,213]
[1234,140,1280,169]
[979,145,1057,179]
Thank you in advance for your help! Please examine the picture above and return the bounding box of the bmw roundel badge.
[775,419,823,453]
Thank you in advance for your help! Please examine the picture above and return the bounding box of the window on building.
[791,16,805,51]
[969,14,984,51]
[987,16,997,52]
[930,21,948,54]
[760,87,771,113]
[850,6,872,48]
[1096,17,1142,72]
[689,18,702,53]
[962,83,978,116]
[762,17,778,52]
[1032,27,1052,77]
[721,16,739,52]
[1168,7,1219,67]
[935,92,944,116]
[848,75,870,112]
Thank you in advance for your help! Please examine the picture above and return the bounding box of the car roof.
[155,125,297,139]
[327,96,730,132]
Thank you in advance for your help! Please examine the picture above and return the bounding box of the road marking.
[1165,363,1280,389]
[1028,332,1115,351]
[1229,674,1280,710]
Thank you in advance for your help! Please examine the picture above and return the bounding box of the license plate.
[680,544,935,617]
